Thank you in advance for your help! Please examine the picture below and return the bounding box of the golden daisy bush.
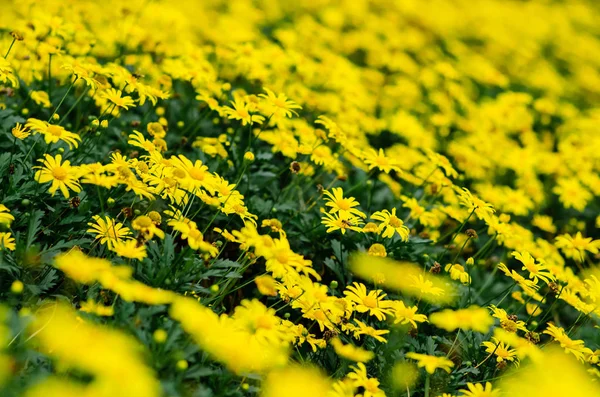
[0,1,599,396]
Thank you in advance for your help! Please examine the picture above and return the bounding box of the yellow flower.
[362,222,379,233]
[391,362,419,391]
[330,338,374,362]
[262,366,331,397]
[30,90,51,107]
[26,303,159,397]
[389,300,428,328]
[543,323,593,363]
[405,352,454,374]
[350,253,456,305]
[553,178,591,211]
[259,87,302,118]
[168,218,218,255]
[34,154,81,198]
[80,299,114,316]
[132,215,165,240]
[370,208,409,240]
[456,187,495,222]
[26,118,81,148]
[87,215,132,249]
[111,239,147,260]
[11,122,30,140]
[498,347,600,397]
[367,243,387,257]
[497,263,539,296]
[128,131,156,152]
[321,211,364,235]
[445,263,471,285]
[531,214,556,234]
[511,251,554,283]
[0,58,18,87]
[0,205,14,227]
[261,218,285,235]
[429,306,494,333]
[323,187,366,218]
[481,338,518,365]
[555,232,600,262]
[347,362,385,397]
[459,382,499,397]
[343,282,393,321]
[352,319,390,343]
[0,233,16,251]
[147,122,166,138]
[425,149,458,178]
[101,88,136,109]
[170,154,216,191]
[222,99,265,126]
[255,275,278,296]
[170,297,288,374]
[488,305,528,333]
[363,148,400,173]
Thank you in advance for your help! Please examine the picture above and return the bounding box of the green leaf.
[26,210,44,248]
[0,152,12,177]
[324,257,345,284]
[212,259,241,268]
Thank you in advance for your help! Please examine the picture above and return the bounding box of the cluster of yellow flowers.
[1,0,600,396]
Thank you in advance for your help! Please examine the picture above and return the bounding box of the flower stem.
[59,86,91,125]
[48,54,53,102]
[49,77,78,122]
[4,37,16,58]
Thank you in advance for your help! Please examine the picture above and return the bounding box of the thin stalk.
[59,86,91,125]
[4,37,16,58]
[49,77,78,121]
[48,54,53,102]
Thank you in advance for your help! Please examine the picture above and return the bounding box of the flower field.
[1,0,600,396]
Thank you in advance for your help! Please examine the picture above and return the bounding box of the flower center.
[237,109,250,119]
[188,229,202,240]
[336,199,351,211]
[363,295,378,308]
[273,98,287,108]
[256,315,273,330]
[134,216,153,228]
[275,251,289,264]
[188,168,205,181]
[107,228,118,239]
[389,215,402,228]
[47,125,64,136]
[52,166,68,180]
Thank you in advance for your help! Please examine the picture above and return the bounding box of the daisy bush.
[1,1,600,396]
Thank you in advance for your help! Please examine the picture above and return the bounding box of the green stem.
[436,208,475,247]
[4,37,16,58]
[472,233,498,260]
[48,54,53,102]
[532,286,564,331]
[59,86,91,125]
[97,186,105,214]
[49,77,78,121]
[424,373,430,397]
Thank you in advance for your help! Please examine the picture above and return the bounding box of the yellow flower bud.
[11,280,24,294]
[153,329,168,343]
[176,360,188,371]
[244,151,255,162]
